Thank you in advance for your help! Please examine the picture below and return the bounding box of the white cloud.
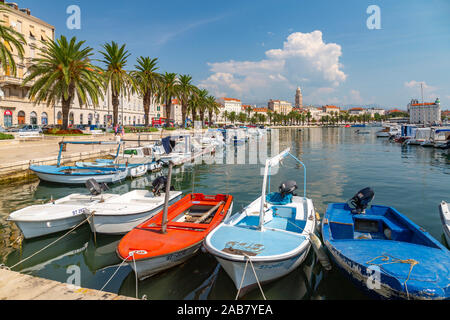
[198,30,347,101]
[404,80,436,91]
[404,80,439,101]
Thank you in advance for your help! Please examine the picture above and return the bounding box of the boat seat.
[354,215,410,241]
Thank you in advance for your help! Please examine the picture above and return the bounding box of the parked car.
[19,125,43,133]
[0,125,5,133]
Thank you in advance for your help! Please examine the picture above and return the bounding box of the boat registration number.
[71,208,86,216]
[225,241,265,254]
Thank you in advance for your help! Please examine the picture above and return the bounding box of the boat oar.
[196,201,225,224]
[309,232,332,271]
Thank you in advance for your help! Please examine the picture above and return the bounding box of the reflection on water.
[0,128,448,300]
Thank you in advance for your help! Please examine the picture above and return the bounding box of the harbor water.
[0,127,448,300]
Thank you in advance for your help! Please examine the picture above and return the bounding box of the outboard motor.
[151,176,175,196]
[349,187,375,214]
[279,180,298,198]
[85,179,109,196]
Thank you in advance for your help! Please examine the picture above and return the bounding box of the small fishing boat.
[322,188,450,300]
[376,125,400,138]
[204,149,316,298]
[30,165,128,185]
[405,128,431,146]
[85,178,183,235]
[439,201,450,247]
[7,183,118,239]
[117,164,233,280]
[30,140,128,185]
[433,129,450,148]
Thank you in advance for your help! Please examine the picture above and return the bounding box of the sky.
[15,0,450,110]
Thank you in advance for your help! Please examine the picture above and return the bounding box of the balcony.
[0,76,34,87]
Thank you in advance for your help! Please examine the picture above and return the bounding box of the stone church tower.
[295,87,303,109]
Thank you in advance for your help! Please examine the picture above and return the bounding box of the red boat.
[117,193,234,280]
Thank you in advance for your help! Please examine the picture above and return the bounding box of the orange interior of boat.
[117,193,233,261]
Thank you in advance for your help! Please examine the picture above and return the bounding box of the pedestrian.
[114,124,118,136]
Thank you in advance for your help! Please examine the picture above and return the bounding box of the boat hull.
[215,247,310,297]
[439,201,450,247]
[12,214,86,239]
[86,195,182,235]
[30,167,127,185]
[125,242,202,280]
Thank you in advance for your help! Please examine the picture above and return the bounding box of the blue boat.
[351,124,366,128]
[30,141,128,185]
[204,149,317,298]
[322,188,450,300]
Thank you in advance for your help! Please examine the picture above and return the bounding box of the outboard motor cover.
[85,179,108,196]
[279,180,298,197]
[350,187,375,214]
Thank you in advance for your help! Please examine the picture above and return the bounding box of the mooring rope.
[99,250,145,300]
[8,212,94,271]
[235,253,267,301]
[366,254,419,300]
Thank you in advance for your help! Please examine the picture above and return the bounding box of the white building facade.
[408,98,441,125]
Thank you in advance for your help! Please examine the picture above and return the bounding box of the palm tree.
[229,111,237,125]
[206,95,219,126]
[99,41,134,127]
[306,112,312,125]
[187,93,198,124]
[158,72,179,124]
[23,36,104,130]
[0,4,26,76]
[130,57,161,127]
[176,75,196,127]
[196,89,209,127]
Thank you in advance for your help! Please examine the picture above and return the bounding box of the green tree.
[99,41,134,127]
[158,72,179,123]
[0,4,26,76]
[24,36,104,130]
[176,74,197,126]
[131,57,161,126]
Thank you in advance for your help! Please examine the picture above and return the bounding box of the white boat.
[204,148,316,298]
[406,128,431,145]
[84,189,183,235]
[7,193,119,239]
[439,201,450,247]
[376,124,400,138]
[433,129,450,148]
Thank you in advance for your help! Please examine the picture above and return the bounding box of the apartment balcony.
[0,76,34,87]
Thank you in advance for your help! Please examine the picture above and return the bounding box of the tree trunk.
[61,98,71,130]
[181,103,187,127]
[143,92,151,127]
[112,92,119,127]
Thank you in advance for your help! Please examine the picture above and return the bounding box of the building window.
[57,112,63,125]
[18,111,25,124]
[69,112,74,126]
[4,110,12,127]
[41,112,48,125]
[79,113,83,125]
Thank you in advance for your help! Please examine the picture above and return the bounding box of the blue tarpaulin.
[266,192,293,205]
